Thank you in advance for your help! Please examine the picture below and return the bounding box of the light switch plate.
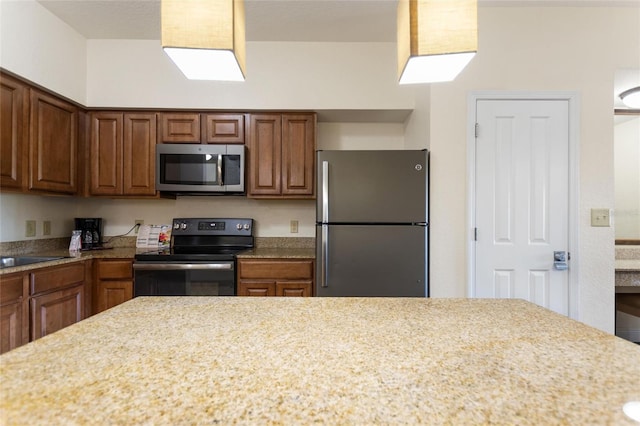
[25,220,36,237]
[590,208,611,227]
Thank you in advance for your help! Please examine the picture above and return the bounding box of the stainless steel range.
[133,218,254,296]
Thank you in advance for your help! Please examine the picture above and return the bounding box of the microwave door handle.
[217,154,223,186]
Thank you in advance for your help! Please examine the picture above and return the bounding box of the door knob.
[554,251,568,270]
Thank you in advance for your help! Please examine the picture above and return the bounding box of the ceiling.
[33,0,639,111]
[36,0,639,42]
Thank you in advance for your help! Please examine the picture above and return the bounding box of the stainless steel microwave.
[156,144,245,194]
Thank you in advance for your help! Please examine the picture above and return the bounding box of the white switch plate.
[25,220,36,237]
[43,220,51,236]
[290,220,299,233]
[590,208,611,227]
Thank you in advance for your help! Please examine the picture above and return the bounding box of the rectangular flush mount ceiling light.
[162,0,246,81]
[397,0,477,84]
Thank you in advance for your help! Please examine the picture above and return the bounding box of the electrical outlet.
[25,220,36,237]
[135,219,144,234]
[43,220,51,236]
[590,208,611,227]
[290,220,299,233]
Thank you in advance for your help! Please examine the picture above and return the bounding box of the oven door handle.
[133,263,233,271]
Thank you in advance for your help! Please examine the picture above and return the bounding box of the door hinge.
[475,123,479,138]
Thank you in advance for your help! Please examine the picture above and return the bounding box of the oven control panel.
[171,218,253,236]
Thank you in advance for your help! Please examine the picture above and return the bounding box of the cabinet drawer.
[96,260,133,279]
[238,281,276,297]
[239,260,313,280]
[1,273,26,305]
[31,263,85,295]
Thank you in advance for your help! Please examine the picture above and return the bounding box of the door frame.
[466,91,581,320]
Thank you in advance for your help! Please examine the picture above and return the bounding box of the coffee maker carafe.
[74,218,103,250]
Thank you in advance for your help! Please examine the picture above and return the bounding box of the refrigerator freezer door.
[316,224,427,297]
[317,150,428,224]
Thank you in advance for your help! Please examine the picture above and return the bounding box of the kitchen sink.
[0,256,66,269]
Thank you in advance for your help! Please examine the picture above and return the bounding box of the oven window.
[160,154,219,185]
[223,155,241,185]
[134,268,235,296]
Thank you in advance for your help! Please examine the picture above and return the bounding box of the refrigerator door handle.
[322,161,329,222]
[321,224,329,287]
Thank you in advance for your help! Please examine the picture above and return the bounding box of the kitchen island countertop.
[236,247,315,259]
[1,297,639,424]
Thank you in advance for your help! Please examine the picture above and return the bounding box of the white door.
[474,99,570,315]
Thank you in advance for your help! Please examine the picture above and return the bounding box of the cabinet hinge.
[475,123,479,138]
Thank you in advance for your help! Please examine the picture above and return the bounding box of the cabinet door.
[97,281,133,313]
[90,112,123,195]
[159,113,200,143]
[238,281,276,296]
[0,273,29,353]
[123,113,156,195]
[29,90,78,194]
[94,259,133,313]
[247,114,282,196]
[282,114,315,197]
[31,284,84,340]
[202,113,245,144]
[0,74,28,190]
[276,281,312,297]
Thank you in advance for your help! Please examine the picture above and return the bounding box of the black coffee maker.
[74,218,103,250]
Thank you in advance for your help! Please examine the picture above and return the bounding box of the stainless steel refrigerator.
[316,150,429,297]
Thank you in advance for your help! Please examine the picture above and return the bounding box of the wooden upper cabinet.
[282,114,315,196]
[248,114,282,196]
[159,113,200,143]
[90,112,156,196]
[202,113,245,144]
[159,112,245,144]
[90,112,122,195]
[0,74,28,191]
[29,89,78,194]
[247,113,315,199]
[123,114,156,195]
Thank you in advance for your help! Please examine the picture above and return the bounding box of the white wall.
[0,0,86,103]
[86,40,416,111]
[1,1,638,334]
[0,193,82,241]
[428,6,640,333]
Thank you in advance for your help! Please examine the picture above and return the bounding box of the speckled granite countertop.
[237,247,315,259]
[0,237,315,275]
[1,297,639,425]
[615,247,640,288]
[0,248,138,275]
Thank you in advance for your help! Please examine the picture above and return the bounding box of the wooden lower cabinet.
[30,262,86,340]
[94,259,133,314]
[31,284,83,340]
[237,259,314,297]
[0,272,29,354]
